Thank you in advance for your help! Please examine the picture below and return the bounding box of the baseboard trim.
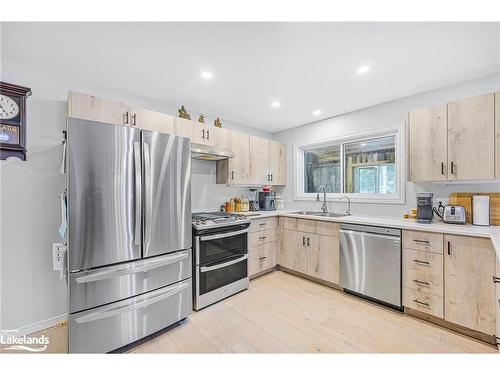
[8,314,68,337]
[405,307,497,347]
[249,267,277,280]
[278,265,341,291]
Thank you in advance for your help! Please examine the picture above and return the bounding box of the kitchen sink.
[290,211,347,218]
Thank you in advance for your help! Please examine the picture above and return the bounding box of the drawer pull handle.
[259,223,266,226]
[412,259,430,265]
[413,279,430,286]
[493,276,500,284]
[413,240,430,244]
[259,256,267,261]
[259,236,267,240]
[413,299,430,307]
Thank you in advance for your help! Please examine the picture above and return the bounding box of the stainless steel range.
[192,212,250,310]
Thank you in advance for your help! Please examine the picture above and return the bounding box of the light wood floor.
[128,271,498,354]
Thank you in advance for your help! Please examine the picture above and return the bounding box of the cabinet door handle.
[447,241,451,255]
[307,237,310,247]
[206,129,210,139]
[413,279,430,286]
[450,161,455,174]
[231,171,235,180]
[493,276,500,284]
[441,162,445,175]
[413,299,430,307]
[413,239,430,244]
[131,113,137,126]
[413,259,430,265]
[202,129,205,139]
[271,174,273,182]
[302,236,306,246]
[123,111,129,125]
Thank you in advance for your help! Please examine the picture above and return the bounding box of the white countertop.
[240,209,500,261]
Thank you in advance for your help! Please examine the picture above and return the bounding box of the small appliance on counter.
[472,195,490,226]
[249,188,260,211]
[259,186,276,211]
[416,192,433,223]
[442,205,466,225]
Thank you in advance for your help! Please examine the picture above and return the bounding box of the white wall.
[0,55,273,332]
[274,74,500,216]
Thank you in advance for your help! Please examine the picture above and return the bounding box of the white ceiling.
[2,22,499,132]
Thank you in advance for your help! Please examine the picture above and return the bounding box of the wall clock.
[0,81,31,160]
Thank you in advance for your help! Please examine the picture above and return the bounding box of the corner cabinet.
[444,234,496,336]
[409,92,496,182]
[447,93,495,180]
[131,106,175,134]
[67,91,131,126]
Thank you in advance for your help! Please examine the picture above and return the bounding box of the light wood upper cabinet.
[191,123,216,146]
[213,127,230,149]
[174,117,193,139]
[447,93,495,180]
[67,91,130,126]
[269,140,287,185]
[495,92,500,178]
[130,107,174,134]
[444,234,496,335]
[216,130,250,184]
[249,136,270,185]
[409,104,448,181]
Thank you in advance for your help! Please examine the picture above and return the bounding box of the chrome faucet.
[340,195,352,216]
[316,185,328,213]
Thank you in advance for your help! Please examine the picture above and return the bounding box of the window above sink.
[293,123,406,204]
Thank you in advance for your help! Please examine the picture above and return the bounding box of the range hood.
[191,142,235,161]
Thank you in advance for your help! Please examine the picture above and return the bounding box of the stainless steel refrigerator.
[66,118,192,353]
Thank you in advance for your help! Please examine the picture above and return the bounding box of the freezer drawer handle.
[200,254,248,273]
[74,281,190,324]
[200,228,249,241]
[74,252,190,284]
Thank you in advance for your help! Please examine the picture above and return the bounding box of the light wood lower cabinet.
[249,218,277,278]
[444,234,496,335]
[280,221,339,285]
[306,233,339,284]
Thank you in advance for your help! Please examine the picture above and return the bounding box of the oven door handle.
[199,228,249,241]
[200,254,248,273]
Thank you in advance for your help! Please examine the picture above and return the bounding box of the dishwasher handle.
[340,228,401,242]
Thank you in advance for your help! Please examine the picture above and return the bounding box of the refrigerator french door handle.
[143,142,153,248]
[74,281,190,324]
[74,252,190,284]
[133,142,142,245]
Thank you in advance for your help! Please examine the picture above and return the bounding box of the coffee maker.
[258,191,276,211]
[416,192,433,223]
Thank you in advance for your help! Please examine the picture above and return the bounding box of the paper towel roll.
[472,195,490,226]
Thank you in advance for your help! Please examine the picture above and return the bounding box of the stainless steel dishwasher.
[339,223,402,309]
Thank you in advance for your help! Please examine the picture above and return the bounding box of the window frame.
[293,122,406,204]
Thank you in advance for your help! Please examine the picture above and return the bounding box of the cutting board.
[448,193,500,225]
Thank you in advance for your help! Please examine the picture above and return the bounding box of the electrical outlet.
[53,243,66,271]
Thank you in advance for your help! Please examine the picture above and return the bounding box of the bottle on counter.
[234,197,241,212]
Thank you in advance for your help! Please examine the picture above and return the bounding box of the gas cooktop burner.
[192,211,250,229]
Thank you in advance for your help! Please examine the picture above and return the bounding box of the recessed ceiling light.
[356,65,371,75]
[312,110,321,116]
[271,101,281,108]
[201,71,213,79]
[361,143,367,146]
